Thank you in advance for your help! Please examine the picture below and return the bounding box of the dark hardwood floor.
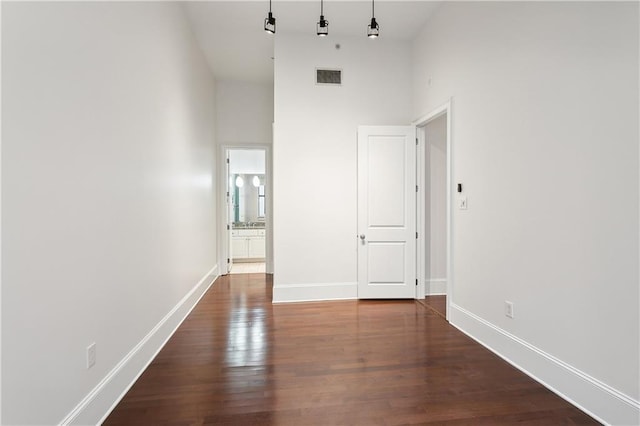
[420,295,446,319]
[104,273,599,425]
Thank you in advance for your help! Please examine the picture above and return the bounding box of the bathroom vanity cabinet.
[231,228,266,260]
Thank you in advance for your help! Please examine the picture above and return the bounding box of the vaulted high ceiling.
[184,1,442,83]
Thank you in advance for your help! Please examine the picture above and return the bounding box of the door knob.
[359,234,366,240]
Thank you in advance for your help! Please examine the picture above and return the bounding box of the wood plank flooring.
[420,295,446,319]
[104,273,599,425]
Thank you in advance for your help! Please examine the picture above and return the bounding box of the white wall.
[229,149,266,174]
[412,2,639,424]
[216,80,274,146]
[2,3,218,424]
[216,82,273,273]
[424,114,447,295]
[273,34,412,301]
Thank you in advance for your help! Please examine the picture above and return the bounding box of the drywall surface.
[229,149,266,175]
[2,2,217,424]
[273,34,412,297]
[412,0,639,420]
[215,80,274,146]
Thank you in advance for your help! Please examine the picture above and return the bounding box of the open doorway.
[222,147,270,275]
[416,102,451,320]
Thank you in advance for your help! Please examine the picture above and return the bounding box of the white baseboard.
[60,265,219,425]
[450,303,640,426]
[425,278,447,295]
[273,282,357,303]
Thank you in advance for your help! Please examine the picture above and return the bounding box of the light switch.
[458,197,468,210]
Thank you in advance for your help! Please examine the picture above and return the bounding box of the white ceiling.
[184,1,442,83]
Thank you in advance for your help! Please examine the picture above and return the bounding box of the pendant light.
[367,0,379,38]
[317,0,328,36]
[264,0,276,34]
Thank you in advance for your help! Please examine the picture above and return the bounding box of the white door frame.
[413,99,453,320]
[218,145,273,275]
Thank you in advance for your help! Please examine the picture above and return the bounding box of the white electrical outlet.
[505,301,514,319]
[86,343,96,369]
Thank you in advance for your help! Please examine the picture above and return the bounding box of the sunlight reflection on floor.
[230,262,266,274]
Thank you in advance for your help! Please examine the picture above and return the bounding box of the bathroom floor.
[230,262,266,274]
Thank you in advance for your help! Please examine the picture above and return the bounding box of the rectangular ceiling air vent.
[316,68,342,85]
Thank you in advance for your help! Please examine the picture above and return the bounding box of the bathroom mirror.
[232,174,265,227]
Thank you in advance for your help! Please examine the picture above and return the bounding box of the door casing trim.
[413,99,452,319]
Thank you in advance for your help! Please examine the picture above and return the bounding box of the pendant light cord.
[372,0,375,17]
[321,0,324,16]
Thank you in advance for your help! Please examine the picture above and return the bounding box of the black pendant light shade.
[263,0,381,37]
[367,0,379,38]
[317,16,329,36]
[317,0,328,36]
[264,0,276,34]
[367,17,379,38]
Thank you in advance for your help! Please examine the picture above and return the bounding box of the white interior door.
[357,126,416,298]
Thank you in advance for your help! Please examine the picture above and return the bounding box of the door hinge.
[416,185,419,193]
[227,258,230,264]
[416,232,418,239]
[416,138,418,145]
[226,158,230,164]
[227,224,230,230]
[416,278,418,286]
